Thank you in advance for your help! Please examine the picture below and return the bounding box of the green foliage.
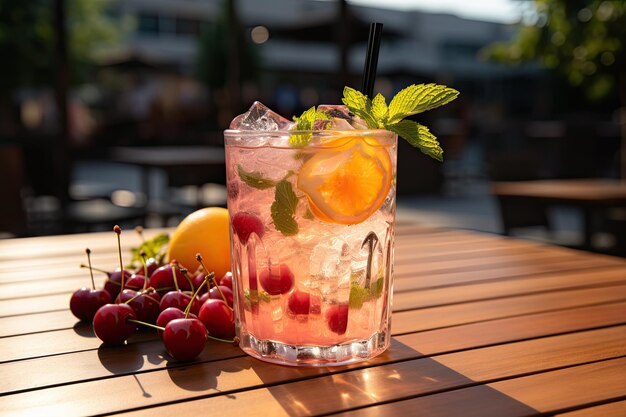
[483,0,626,100]
[270,180,299,236]
[194,0,258,89]
[128,233,169,268]
[237,165,277,189]
[0,0,120,92]
[289,106,330,145]
[342,85,459,161]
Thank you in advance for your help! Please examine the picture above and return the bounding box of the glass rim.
[224,128,394,136]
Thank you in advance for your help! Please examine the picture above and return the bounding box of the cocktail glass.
[225,128,397,366]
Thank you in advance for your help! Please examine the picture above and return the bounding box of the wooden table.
[2,225,626,416]
[491,179,626,249]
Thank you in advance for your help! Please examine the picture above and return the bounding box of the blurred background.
[1,0,625,256]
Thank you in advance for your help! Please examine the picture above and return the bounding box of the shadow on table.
[248,338,540,416]
[165,357,249,393]
[72,321,97,338]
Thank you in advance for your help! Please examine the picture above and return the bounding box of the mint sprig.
[348,276,385,309]
[290,106,330,146]
[271,180,299,236]
[128,233,169,268]
[342,84,459,162]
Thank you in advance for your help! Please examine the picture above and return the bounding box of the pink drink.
[225,129,397,366]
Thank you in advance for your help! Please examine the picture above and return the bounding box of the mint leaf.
[369,276,385,299]
[237,165,276,190]
[271,180,299,235]
[244,289,271,310]
[387,120,443,162]
[290,107,330,146]
[349,282,369,309]
[341,87,378,128]
[128,233,169,267]
[387,84,459,125]
[371,93,388,125]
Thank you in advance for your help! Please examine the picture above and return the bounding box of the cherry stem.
[80,264,109,276]
[105,278,121,287]
[140,251,148,291]
[212,276,228,304]
[128,318,236,345]
[128,318,164,332]
[170,263,180,292]
[123,291,143,304]
[114,225,125,292]
[208,335,238,344]
[180,267,195,292]
[183,273,213,318]
[85,248,95,290]
[135,226,146,242]
[195,253,227,304]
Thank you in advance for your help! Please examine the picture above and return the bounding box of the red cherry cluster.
[233,211,349,335]
[69,226,237,361]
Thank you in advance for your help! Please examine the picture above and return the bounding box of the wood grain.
[330,357,626,417]
[2,302,624,394]
[4,324,626,417]
[555,400,626,417]
[1,225,625,417]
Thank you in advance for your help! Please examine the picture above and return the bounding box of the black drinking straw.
[361,22,383,98]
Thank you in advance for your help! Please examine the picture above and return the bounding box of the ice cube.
[230,101,295,131]
[327,117,354,130]
[309,237,352,291]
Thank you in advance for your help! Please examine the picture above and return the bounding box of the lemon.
[167,207,231,278]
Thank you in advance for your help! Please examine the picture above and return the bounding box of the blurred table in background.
[110,146,227,221]
[491,179,626,252]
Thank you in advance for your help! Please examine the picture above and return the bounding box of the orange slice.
[297,136,392,224]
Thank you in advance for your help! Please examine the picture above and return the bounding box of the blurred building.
[109,0,529,83]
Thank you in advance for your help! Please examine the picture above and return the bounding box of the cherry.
[71,288,112,321]
[101,270,132,300]
[160,291,201,314]
[232,212,264,243]
[125,274,147,292]
[209,285,233,307]
[286,290,310,315]
[198,291,210,304]
[219,272,233,290]
[149,263,191,294]
[196,254,233,307]
[163,318,208,361]
[191,272,208,294]
[326,304,348,335]
[92,303,136,345]
[70,248,112,321]
[259,264,294,295]
[115,289,161,324]
[134,257,158,277]
[198,299,235,339]
[115,288,139,304]
[156,307,198,339]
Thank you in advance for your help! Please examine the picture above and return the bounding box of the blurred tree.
[485,0,625,101]
[195,0,258,122]
[485,0,626,177]
[0,0,118,95]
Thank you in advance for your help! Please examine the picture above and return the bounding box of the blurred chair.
[0,145,27,237]
[487,149,552,236]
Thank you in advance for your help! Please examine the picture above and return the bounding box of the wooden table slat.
[1,224,626,417]
[3,324,626,417]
